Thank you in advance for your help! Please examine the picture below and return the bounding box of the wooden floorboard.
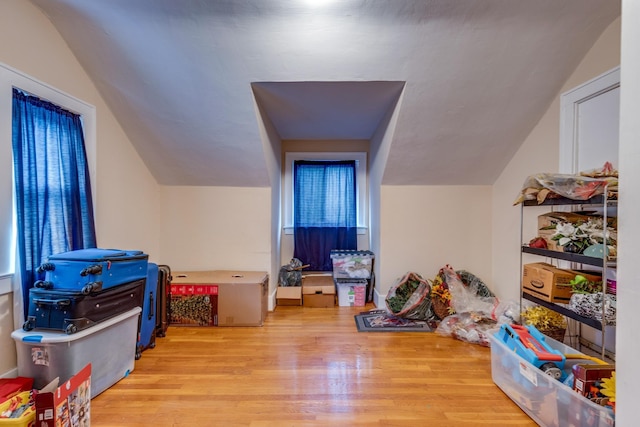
[90,304,536,426]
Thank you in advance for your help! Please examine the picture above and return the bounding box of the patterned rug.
[354,310,433,332]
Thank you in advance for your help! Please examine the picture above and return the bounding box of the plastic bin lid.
[11,307,141,344]
[329,250,374,257]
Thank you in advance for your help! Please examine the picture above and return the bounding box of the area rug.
[354,310,433,332]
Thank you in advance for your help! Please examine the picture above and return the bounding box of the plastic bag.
[569,292,616,326]
[278,258,304,287]
[385,272,434,320]
[513,172,616,205]
[440,265,497,317]
[435,312,498,347]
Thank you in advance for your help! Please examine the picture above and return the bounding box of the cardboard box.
[300,275,334,307]
[537,212,594,251]
[522,263,601,303]
[0,390,35,427]
[276,286,302,306]
[336,280,367,307]
[572,363,615,398]
[537,211,593,231]
[172,270,269,326]
[35,363,91,427]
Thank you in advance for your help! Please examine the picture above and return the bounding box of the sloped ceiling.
[30,0,620,186]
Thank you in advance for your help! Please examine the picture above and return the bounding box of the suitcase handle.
[36,263,55,273]
[33,297,71,307]
[148,291,155,320]
[82,281,103,294]
[80,264,103,276]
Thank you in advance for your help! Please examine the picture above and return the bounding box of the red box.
[170,284,219,326]
[35,363,91,427]
[572,363,615,398]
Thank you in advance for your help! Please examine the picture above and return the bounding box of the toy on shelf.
[496,323,567,381]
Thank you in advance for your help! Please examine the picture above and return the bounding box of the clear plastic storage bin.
[330,250,374,279]
[489,332,615,427]
[11,307,140,398]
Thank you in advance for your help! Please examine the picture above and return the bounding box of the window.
[0,61,96,302]
[283,152,367,234]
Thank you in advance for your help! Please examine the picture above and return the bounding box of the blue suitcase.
[137,263,159,359]
[35,248,149,294]
[23,277,145,334]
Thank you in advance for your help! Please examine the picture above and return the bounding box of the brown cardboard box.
[172,270,268,326]
[537,211,593,231]
[537,212,593,251]
[276,286,302,306]
[522,263,601,303]
[302,274,336,307]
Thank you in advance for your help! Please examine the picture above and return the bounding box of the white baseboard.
[1,367,18,378]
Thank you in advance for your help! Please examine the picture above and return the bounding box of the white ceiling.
[29,0,620,186]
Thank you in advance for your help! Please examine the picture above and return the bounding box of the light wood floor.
[91,305,535,426]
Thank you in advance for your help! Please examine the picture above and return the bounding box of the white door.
[560,67,620,174]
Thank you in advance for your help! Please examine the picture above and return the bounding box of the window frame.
[283,151,367,235]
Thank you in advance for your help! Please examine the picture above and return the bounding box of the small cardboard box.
[276,286,302,306]
[572,363,615,398]
[35,363,91,427]
[522,263,601,303]
[302,275,336,307]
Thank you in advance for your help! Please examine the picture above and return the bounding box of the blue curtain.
[12,88,97,319]
[293,160,357,271]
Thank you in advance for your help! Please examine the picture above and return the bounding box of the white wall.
[616,1,639,424]
[0,1,161,375]
[379,185,493,299]
[159,186,271,273]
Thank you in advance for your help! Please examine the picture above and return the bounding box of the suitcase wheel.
[36,262,55,273]
[34,280,53,290]
[135,345,143,360]
[22,319,35,331]
[65,324,78,335]
[81,284,93,295]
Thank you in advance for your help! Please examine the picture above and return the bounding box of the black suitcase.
[23,278,145,334]
[156,265,172,337]
[35,248,149,294]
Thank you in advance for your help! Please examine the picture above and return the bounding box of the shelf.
[522,195,617,207]
[521,246,616,268]
[522,293,603,330]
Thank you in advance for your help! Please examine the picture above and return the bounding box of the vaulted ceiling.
[30,0,620,186]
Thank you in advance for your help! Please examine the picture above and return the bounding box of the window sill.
[0,274,13,295]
